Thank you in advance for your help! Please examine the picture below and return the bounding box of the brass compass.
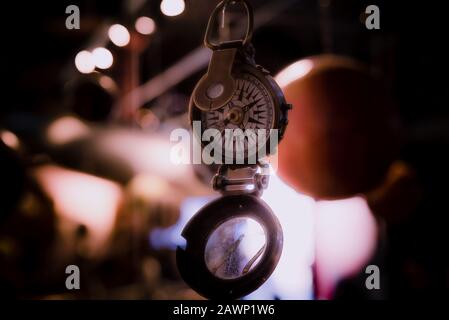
[177,0,291,300]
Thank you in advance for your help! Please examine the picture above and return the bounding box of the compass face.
[199,72,276,162]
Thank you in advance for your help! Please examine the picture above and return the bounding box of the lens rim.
[176,194,283,299]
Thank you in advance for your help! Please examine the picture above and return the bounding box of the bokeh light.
[108,24,130,47]
[135,16,156,35]
[99,75,117,92]
[92,47,113,69]
[0,130,20,150]
[46,116,90,145]
[74,50,95,74]
[160,0,185,17]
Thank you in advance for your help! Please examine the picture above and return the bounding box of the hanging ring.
[204,0,254,50]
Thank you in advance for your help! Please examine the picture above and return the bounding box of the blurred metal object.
[212,165,269,196]
[204,0,254,50]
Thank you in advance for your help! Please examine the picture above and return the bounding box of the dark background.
[1,0,449,299]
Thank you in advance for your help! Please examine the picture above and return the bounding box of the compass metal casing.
[189,62,290,164]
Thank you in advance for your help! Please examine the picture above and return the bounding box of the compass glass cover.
[204,217,267,280]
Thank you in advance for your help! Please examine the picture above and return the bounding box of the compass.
[190,61,290,164]
[177,0,291,300]
[200,73,276,133]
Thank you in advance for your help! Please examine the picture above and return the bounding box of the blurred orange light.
[108,24,130,47]
[135,16,156,35]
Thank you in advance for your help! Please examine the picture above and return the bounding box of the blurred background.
[1,0,448,300]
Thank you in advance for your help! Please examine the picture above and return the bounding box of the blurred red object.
[276,55,401,199]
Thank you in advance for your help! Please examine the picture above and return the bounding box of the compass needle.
[242,243,267,275]
[248,117,264,126]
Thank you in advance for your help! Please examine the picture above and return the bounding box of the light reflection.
[205,217,266,279]
[275,59,314,87]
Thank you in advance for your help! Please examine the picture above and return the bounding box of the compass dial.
[200,72,276,161]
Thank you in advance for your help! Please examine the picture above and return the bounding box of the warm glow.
[74,50,95,74]
[254,173,316,299]
[135,16,156,35]
[46,116,90,145]
[315,197,377,299]
[275,59,314,87]
[160,0,185,17]
[128,173,171,201]
[98,130,187,180]
[99,75,116,91]
[0,130,20,149]
[92,47,113,69]
[33,165,122,255]
[108,24,130,47]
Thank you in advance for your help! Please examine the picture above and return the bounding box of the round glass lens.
[204,217,266,279]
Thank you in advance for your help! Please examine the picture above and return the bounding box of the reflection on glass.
[205,217,266,279]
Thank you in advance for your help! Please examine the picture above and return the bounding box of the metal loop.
[204,0,254,50]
